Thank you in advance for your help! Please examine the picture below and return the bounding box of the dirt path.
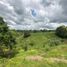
[25,56,43,61]
[25,55,67,63]
[44,58,67,63]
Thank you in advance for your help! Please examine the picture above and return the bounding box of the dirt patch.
[25,56,43,61]
[25,56,67,63]
[51,58,67,63]
[44,58,67,63]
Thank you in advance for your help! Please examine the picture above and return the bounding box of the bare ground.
[25,55,67,63]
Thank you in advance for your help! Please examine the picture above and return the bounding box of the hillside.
[0,31,67,67]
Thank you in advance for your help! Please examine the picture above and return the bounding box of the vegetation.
[23,31,31,38]
[0,31,67,67]
[56,25,67,38]
[0,17,67,67]
[0,17,16,58]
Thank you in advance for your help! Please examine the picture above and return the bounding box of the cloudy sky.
[0,0,67,30]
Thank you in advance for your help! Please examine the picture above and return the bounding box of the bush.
[0,17,16,57]
[29,42,34,46]
[23,31,31,38]
[49,40,61,47]
[56,25,67,38]
[0,49,17,58]
[23,45,28,51]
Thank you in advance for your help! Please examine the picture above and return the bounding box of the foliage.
[56,25,67,38]
[0,31,67,67]
[23,31,31,38]
[29,42,34,46]
[0,17,16,57]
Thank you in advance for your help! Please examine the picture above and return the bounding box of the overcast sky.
[0,0,67,30]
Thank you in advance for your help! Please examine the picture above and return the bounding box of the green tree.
[56,25,67,38]
[0,17,16,57]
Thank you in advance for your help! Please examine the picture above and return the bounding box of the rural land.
[0,17,67,67]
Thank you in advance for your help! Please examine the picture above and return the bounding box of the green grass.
[0,31,67,67]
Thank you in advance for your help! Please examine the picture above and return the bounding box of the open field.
[0,31,67,67]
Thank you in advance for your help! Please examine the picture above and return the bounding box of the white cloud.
[0,0,67,30]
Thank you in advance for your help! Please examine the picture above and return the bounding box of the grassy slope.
[0,31,67,67]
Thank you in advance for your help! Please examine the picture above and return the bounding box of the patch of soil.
[25,56,67,63]
[25,55,43,61]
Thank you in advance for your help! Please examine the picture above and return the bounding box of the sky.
[0,0,67,30]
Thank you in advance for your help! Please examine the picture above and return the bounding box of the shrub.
[0,17,16,57]
[49,40,61,47]
[56,25,67,38]
[29,42,34,46]
[23,45,28,51]
[3,49,17,58]
[23,31,31,38]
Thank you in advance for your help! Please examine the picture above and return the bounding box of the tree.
[0,17,16,57]
[56,25,67,38]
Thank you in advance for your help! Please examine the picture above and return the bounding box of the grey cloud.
[7,0,26,24]
[60,0,67,14]
[0,0,67,30]
[42,0,52,7]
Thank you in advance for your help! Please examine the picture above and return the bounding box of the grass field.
[0,31,67,67]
